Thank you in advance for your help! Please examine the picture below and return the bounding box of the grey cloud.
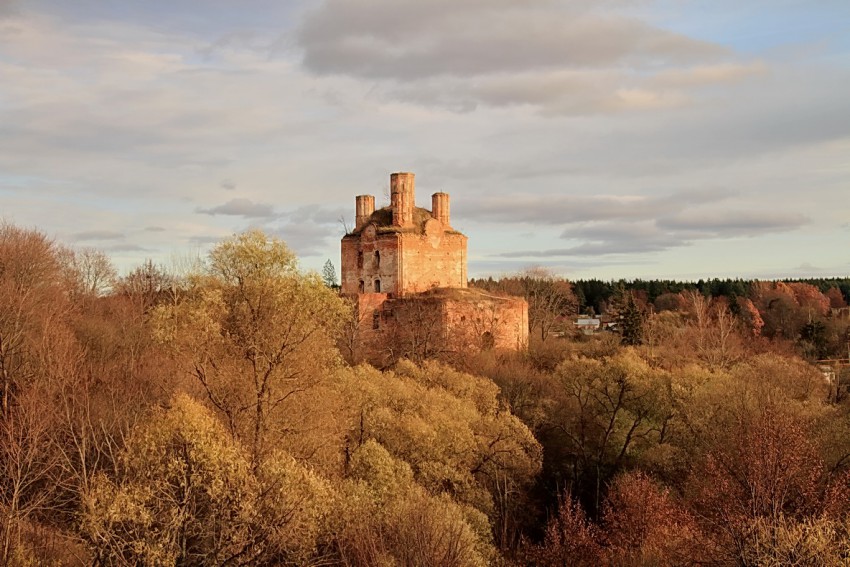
[220,179,236,191]
[71,230,125,241]
[298,0,725,80]
[280,204,348,226]
[197,198,277,218]
[503,225,681,257]
[198,30,264,59]
[560,221,666,241]
[296,0,745,116]
[380,61,768,116]
[271,221,338,257]
[500,240,681,258]
[794,262,829,275]
[457,189,731,225]
[386,70,697,115]
[0,0,18,17]
[658,210,809,236]
[144,226,166,232]
[604,68,850,168]
[104,243,151,252]
[497,208,809,258]
[233,204,350,258]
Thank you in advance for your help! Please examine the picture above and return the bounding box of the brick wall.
[397,225,467,295]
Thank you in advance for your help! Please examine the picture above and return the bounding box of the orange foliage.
[826,286,846,309]
[787,282,830,316]
[736,297,764,337]
[526,493,603,567]
[602,472,701,566]
[691,407,830,561]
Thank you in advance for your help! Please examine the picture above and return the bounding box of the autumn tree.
[0,223,82,562]
[153,230,348,469]
[116,259,175,312]
[0,223,69,417]
[601,472,701,566]
[335,440,494,567]
[544,351,673,515]
[520,269,578,342]
[81,394,336,565]
[735,296,764,337]
[689,407,834,563]
[474,269,577,342]
[682,291,743,371]
[752,281,807,340]
[334,360,542,549]
[826,286,846,309]
[524,492,603,566]
[60,247,117,299]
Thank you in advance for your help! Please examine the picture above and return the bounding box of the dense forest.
[3,221,850,566]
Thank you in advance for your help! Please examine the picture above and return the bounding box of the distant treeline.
[567,277,850,315]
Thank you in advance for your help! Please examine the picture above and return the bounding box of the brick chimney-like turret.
[355,194,375,230]
[431,192,450,226]
[390,172,415,227]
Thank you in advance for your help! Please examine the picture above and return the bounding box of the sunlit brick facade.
[341,172,527,363]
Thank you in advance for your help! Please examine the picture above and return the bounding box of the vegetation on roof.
[406,286,520,302]
[353,206,443,235]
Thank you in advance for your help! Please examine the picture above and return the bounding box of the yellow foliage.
[741,515,850,566]
[256,451,336,563]
[151,230,349,466]
[336,441,495,567]
[336,362,542,520]
[81,394,341,565]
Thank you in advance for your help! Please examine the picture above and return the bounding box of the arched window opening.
[358,280,365,293]
[374,279,381,293]
[374,250,381,268]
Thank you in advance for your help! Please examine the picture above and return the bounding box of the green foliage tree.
[321,259,338,289]
[800,320,829,360]
[546,351,672,514]
[620,292,645,346]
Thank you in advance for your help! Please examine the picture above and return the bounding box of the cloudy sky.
[1,0,848,281]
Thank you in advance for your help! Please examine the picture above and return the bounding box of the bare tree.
[62,247,117,298]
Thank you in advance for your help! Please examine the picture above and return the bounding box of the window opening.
[358,280,365,293]
[374,279,381,293]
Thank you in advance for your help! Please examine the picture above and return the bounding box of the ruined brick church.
[341,172,527,362]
